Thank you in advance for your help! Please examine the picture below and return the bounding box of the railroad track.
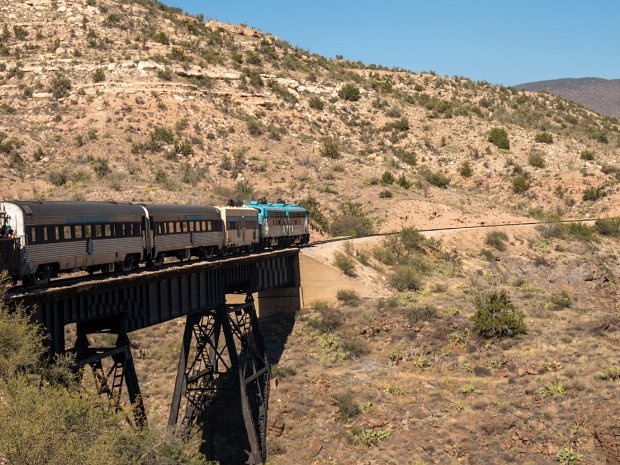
[6,216,609,295]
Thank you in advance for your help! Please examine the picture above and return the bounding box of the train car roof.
[142,204,220,219]
[3,200,145,218]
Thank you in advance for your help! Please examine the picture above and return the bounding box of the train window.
[195,222,201,232]
[84,225,92,238]
[156,223,162,235]
[136,223,142,236]
[94,225,102,238]
[104,224,112,237]
[189,222,195,232]
[74,225,83,239]
[63,226,72,240]
[182,222,188,233]
[28,227,36,243]
[51,226,60,242]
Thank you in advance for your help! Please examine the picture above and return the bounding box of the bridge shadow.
[197,310,297,464]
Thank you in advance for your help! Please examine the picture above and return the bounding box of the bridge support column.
[72,326,146,427]
[168,295,270,464]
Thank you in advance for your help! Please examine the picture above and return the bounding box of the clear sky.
[165,0,620,86]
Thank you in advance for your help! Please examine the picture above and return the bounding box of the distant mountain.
[516,77,620,119]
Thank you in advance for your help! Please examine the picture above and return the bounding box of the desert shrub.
[488,127,510,149]
[405,304,437,323]
[580,150,595,161]
[157,67,173,81]
[90,157,110,178]
[390,264,423,291]
[150,126,175,145]
[582,186,605,201]
[33,147,45,161]
[599,366,620,381]
[92,67,105,83]
[338,83,360,101]
[393,148,416,166]
[48,169,68,186]
[471,290,526,339]
[153,31,169,44]
[459,160,473,177]
[330,202,374,237]
[565,222,595,241]
[534,132,553,144]
[480,249,496,261]
[307,301,342,333]
[298,196,329,231]
[333,393,360,421]
[320,137,340,159]
[13,25,28,40]
[50,73,72,99]
[512,174,530,193]
[594,218,620,237]
[397,174,411,189]
[385,117,410,132]
[551,290,572,309]
[379,189,393,198]
[336,289,360,305]
[308,96,324,110]
[353,428,390,447]
[246,117,264,136]
[270,364,296,379]
[380,171,395,185]
[420,167,450,188]
[485,230,508,251]
[334,252,356,277]
[556,448,583,465]
[528,150,545,168]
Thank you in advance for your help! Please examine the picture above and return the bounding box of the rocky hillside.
[1,0,620,234]
[517,77,620,120]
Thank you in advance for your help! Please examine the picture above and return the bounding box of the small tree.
[338,83,360,101]
[472,290,526,338]
[488,127,510,149]
[92,67,105,83]
[459,160,473,177]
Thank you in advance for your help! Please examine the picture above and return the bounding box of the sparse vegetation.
[320,137,340,159]
[512,174,530,193]
[92,67,106,83]
[472,290,526,339]
[334,251,356,277]
[484,230,508,251]
[528,150,546,168]
[534,132,553,144]
[338,83,360,101]
[488,127,510,149]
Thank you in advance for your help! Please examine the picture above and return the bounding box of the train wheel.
[120,256,135,272]
[34,265,52,285]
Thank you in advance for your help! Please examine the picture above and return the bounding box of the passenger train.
[0,200,310,285]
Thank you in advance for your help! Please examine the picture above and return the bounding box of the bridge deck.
[7,249,300,354]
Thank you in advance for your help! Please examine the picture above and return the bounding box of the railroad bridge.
[6,249,302,465]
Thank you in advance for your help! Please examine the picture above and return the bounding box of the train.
[0,200,310,286]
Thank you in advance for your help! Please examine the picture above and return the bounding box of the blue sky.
[165,0,620,85]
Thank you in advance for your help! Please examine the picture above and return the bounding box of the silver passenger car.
[144,204,224,263]
[0,201,145,284]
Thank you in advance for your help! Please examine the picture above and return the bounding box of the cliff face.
[1,0,619,231]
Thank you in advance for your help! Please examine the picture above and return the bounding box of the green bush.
[528,150,545,168]
[379,189,393,198]
[90,157,110,178]
[153,31,170,45]
[565,222,595,241]
[307,301,342,333]
[390,265,423,291]
[334,251,356,277]
[420,167,450,188]
[485,230,508,251]
[512,174,530,193]
[385,117,410,132]
[594,218,620,237]
[50,73,72,99]
[338,83,360,101]
[551,290,572,309]
[582,186,605,201]
[320,137,340,159]
[381,171,395,185]
[488,127,510,149]
[48,170,68,186]
[459,160,473,177]
[471,290,526,339]
[150,126,175,145]
[336,289,360,305]
[580,150,595,161]
[308,96,324,110]
[92,67,106,83]
[330,202,374,237]
[246,117,264,136]
[599,366,620,381]
[397,174,411,189]
[534,132,553,144]
[157,67,173,81]
[556,448,583,465]
[405,304,437,323]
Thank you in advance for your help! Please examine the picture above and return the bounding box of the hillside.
[517,77,620,120]
[1,0,620,235]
